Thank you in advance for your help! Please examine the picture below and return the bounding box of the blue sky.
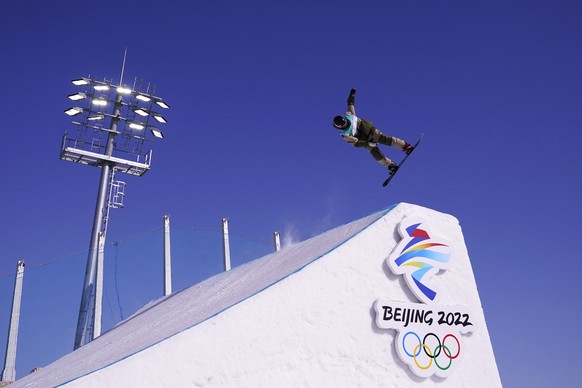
[1,0,581,386]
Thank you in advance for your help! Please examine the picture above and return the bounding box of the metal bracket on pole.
[222,218,231,271]
[109,179,126,209]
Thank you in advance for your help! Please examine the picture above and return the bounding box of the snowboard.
[382,133,424,187]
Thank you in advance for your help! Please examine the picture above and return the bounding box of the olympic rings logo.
[401,331,460,371]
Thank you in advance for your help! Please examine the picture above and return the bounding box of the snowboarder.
[333,88,414,174]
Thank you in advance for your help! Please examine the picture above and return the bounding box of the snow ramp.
[12,203,501,387]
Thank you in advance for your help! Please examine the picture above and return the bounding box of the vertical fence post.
[94,232,105,339]
[163,214,172,296]
[1,260,25,383]
[273,232,281,252]
[222,218,231,271]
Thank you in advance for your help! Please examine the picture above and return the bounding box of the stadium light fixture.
[150,128,164,138]
[72,78,89,86]
[64,107,83,116]
[136,94,151,102]
[133,108,149,117]
[155,100,170,109]
[129,122,145,130]
[94,85,110,91]
[92,99,108,107]
[68,92,87,101]
[152,114,167,123]
[117,86,132,94]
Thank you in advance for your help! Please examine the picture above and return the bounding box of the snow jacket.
[340,112,377,147]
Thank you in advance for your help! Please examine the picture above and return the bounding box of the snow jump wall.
[13,203,501,387]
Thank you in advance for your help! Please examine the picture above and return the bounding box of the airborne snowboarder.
[333,88,414,175]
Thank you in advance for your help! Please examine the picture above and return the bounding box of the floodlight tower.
[61,66,169,349]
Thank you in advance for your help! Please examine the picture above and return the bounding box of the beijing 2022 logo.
[388,217,452,304]
[374,217,476,378]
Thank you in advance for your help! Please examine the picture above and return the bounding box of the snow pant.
[365,128,407,168]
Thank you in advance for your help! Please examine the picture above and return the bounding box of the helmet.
[333,115,350,129]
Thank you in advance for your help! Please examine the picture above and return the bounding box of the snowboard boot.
[388,162,399,175]
[378,156,393,168]
[390,136,413,155]
[378,156,398,174]
[372,149,399,175]
[402,142,414,155]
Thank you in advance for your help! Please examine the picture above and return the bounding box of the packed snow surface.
[12,203,501,387]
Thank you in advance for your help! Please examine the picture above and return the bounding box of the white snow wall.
[13,203,501,387]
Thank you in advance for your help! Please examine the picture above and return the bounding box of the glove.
[342,135,358,144]
[347,88,356,105]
